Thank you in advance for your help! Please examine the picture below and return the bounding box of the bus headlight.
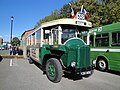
[71,61,76,67]
[92,60,96,65]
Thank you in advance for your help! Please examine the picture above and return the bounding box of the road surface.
[0,58,120,90]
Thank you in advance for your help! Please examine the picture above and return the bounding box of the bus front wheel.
[96,58,108,71]
[45,58,63,83]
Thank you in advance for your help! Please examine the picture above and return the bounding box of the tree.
[36,0,120,28]
[60,4,71,18]
[12,37,20,46]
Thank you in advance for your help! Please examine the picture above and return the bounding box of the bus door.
[49,26,62,46]
[30,46,40,62]
[30,31,41,62]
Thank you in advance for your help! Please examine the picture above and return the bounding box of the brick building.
[21,29,34,58]
[0,37,3,44]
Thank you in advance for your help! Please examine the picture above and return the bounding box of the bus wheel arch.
[96,56,108,71]
[42,54,64,70]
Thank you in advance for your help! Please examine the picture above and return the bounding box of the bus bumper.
[76,66,94,76]
[64,66,94,77]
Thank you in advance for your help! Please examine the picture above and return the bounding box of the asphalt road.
[0,58,120,90]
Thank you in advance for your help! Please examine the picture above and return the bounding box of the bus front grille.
[79,45,90,68]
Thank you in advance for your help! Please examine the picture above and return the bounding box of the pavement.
[0,50,23,58]
[0,58,120,90]
[0,50,10,55]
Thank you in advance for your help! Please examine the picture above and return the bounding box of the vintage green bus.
[84,22,120,72]
[26,18,93,83]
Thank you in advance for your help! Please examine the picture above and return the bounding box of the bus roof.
[26,18,92,38]
[89,22,120,34]
[41,18,92,28]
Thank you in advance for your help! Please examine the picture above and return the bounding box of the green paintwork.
[77,45,91,68]
[90,22,120,34]
[39,44,51,64]
[39,44,66,65]
[90,22,120,72]
[40,38,91,71]
[91,51,120,71]
[64,38,85,48]
[48,64,56,77]
[61,38,91,68]
[89,22,120,48]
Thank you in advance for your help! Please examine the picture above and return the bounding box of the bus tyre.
[96,59,108,71]
[28,56,33,64]
[29,58,33,64]
[45,58,63,83]
[27,52,33,64]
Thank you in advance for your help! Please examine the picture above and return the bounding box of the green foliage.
[35,0,120,28]
[12,37,20,46]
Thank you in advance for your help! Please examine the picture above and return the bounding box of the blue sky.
[0,0,72,42]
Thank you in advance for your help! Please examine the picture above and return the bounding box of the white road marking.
[10,59,13,66]
[9,59,18,66]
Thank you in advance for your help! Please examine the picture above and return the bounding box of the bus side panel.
[105,52,120,72]
[91,51,99,61]
[91,51,120,72]
[29,47,40,62]
[39,45,51,65]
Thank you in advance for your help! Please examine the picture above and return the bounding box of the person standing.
[10,46,13,55]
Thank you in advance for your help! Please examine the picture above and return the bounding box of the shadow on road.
[107,70,120,76]
[32,60,83,81]
[95,68,120,76]
[0,55,3,62]
[63,72,83,81]
[32,60,45,73]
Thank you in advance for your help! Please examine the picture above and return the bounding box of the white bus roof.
[41,18,92,28]
[26,18,92,38]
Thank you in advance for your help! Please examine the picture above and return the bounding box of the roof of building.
[21,29,34,38]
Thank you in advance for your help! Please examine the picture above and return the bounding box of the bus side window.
[90,35,93,47]
[96,33,109,47]
[43,30,50,44]
[32,33,35,45]
[36,30,41,46]
[112,31,120,46]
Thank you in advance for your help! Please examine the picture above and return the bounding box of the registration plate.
[81,71,91,75]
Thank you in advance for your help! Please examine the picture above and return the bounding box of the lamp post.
[10,16,14,45]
